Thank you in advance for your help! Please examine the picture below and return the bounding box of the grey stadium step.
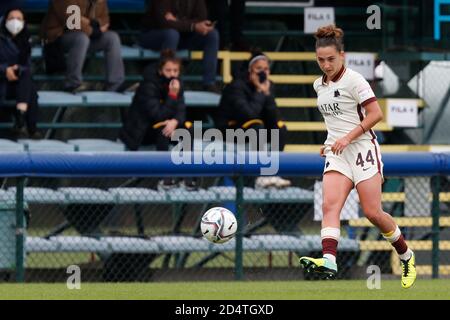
[0,139,25,152]
[58,187,117,204]
[25,235,360,254]
[208,186,313,203]
[31,46,190,60]
[67,139,126,152]
[8,187,66,204]
[3,90,220,109]
[18,139,76,152]
[4,187,314,204]
[108,187,167,203]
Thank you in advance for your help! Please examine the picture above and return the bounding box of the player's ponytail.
[314,25,344,52]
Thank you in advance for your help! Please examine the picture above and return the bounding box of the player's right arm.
[313,78,328,157]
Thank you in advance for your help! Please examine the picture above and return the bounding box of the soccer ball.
[201,207,237,244]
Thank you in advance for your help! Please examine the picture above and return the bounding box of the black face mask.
[160,75,177,85]
[257,71,267,83]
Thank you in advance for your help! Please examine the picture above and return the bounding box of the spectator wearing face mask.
[216,51,290,188]
[118,49,197,190]
[0,7,41,139]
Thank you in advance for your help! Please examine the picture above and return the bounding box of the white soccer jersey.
[313,66,377,145]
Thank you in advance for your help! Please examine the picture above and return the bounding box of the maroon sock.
[322,238,338,257]
[391,234,408,255]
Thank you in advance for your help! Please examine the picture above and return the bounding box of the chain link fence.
[0,171,448,283]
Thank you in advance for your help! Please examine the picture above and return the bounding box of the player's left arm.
[332,75,382,154]
[348,100,383,141]
[332,100,383,154]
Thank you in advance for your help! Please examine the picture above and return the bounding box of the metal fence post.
[235,175,244,280]
[431,175,440,279]
[15,177,25,283]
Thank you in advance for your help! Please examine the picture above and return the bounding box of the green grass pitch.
[0,279,449,300]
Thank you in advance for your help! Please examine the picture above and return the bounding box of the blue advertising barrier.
[0,151,448,178]
[2,151,448,282]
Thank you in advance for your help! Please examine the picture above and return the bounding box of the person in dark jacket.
[0,7,41,139]
[139,0,220,93]
[217,51,290,188]
[206,0,249,51]
[40,0,125,93]
[119,50,196,190]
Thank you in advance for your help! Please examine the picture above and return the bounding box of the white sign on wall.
[304,7,335,34]
[386,99,418,127]
[346,52,375,80]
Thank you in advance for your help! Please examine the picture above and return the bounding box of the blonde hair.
[314,25,344,52]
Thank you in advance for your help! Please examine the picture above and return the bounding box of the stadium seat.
[103,237,160,253]
[76,92,132,106]
[24,233,360,255]
[300,235,359,252]
[67,139,126,152]
[184,91,221,107]
[8,187,66,204]
[31,46,190,61]
[166,187,218,203]
[3,91,84,107]
[276,98,317,108]
[211,237,263,252]
[23,217,362,255]
[26,237,59,252]
[96,46,141,59]
[38,91,84,106]
[208,186,314,203]
[54,236,110,252]
[242,188,269,201]
[267,187,314,202]
[249,235,311,251]
[35,90,219,108]
[0,139,25,152]
[108,187,167,203]
[209,186,267,201]
[58,188,116,204]
[18,139,75,152]
[31,46,41,59]
[0,189,15,203]
[141,48,190,59]
[268,75,318,84]
[151,236,211,253]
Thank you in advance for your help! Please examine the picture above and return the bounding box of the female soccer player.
[299,25,416,288]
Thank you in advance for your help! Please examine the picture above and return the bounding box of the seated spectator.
[0,7,41,139]
[206,0,250,51]
[40,0,125,93]
[118,50,196,190]
[139,0,220,93]
[216,51,291,188]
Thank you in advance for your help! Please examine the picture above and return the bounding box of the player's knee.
[322,200,340,216]
[363,208,383,225]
